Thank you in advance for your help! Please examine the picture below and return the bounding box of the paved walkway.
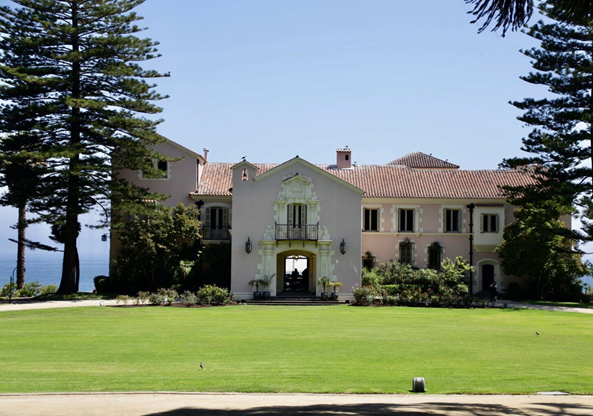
[1,298,592,314]
[0,298,118,312]
[498,300,593,315]
[0,393,591,416]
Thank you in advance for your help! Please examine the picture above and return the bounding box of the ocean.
[0,251,108,292]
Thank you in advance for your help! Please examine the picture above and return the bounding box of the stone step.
[245,301,344,306]
[245,298,345,306]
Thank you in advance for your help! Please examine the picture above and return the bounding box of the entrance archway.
[477,259,501,292]
[276,250,317,294]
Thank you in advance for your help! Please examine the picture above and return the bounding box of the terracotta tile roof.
[387,151,460,169]
[194,162,535,200]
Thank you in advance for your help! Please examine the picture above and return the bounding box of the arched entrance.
[276,250,317,294]
[477,259,501,292]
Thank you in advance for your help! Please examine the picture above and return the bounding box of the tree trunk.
[16,203,26,289]
[58,1,81,295]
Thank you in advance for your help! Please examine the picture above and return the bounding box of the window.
[204,206,229,240]
[481,214,499,233]
[140,159,168,179]
[427,242,442,270]
[288,203,307,239]
[399,209,414,232]
[399,239,413,265]
[363,208,379,231]
[444,209,460,232]
[157,160,168,178]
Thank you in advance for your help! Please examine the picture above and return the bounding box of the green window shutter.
[205,207,211,227]
[288,204,294,226]
[480,214,484,233]
[495,214,499,233]
[222,207,228,227]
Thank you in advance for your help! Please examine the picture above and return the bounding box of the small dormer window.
[242,168,248,181]
[157,160,168,178]
[140,159,169,180]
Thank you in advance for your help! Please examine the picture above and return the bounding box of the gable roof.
[253,156,364,194]
[193,162,535,200]
[158,135,206,163]
[387,151,459,169]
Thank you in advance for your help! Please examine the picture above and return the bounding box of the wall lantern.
[245,237,252,254]
[101,233,109,242]
[340,239,347,255]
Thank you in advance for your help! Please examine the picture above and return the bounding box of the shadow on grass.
[144,401,593,416]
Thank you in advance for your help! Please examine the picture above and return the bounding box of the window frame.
[399,239,414,265]
[363,208,379,232]
[398,208,415,232]
[481,214,499,233]
[139,159,169,180]
[444,208,461,233]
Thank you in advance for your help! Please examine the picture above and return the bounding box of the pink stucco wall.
[230,159,363,299]
[115,141,198,207]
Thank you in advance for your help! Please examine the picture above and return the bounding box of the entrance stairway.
[245,295,344,306]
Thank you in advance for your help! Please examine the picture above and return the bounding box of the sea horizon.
[0,251,109,292]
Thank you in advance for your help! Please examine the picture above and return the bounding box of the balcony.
[275,223,319,242]
[202,225,231,241]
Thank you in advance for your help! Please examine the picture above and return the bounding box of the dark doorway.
[482,264,494,291]
[284,255,309,292]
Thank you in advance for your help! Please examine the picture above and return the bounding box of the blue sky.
[0,0,550,256]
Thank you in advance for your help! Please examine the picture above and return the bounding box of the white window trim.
[481,213,499,233]
[396,238,416,266]
[441,206,464,233]
[362,204,384,232]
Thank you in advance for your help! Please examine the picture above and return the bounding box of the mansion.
[114,139,539,301]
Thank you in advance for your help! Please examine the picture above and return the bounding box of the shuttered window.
[445,209,460,232]
[481,214,499,233]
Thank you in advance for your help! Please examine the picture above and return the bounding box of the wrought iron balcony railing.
[275,223,319,241]
[202,225,231,241]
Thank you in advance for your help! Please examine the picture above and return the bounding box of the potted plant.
[318,276,331,300]
[329,281,342,300]
[248,279,263,300]
[260,274,275,299]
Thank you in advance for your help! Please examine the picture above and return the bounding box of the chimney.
[203,148,209,162]
[336,146,352,169]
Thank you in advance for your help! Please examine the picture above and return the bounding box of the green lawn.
[1,305,592,394]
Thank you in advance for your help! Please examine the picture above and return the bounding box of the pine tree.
[0,0,169,293]
[496,202,587,300]
[0,133,44,289]
[465,0,593,34]
[501,1,593,243]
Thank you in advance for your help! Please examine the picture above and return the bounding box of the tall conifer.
[0,0,169,293]
[501,1,593,243]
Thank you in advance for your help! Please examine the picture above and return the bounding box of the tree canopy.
[466,0,593,34]
[0,0,169,293]
[499,1,593,244]
[496,203,587,300]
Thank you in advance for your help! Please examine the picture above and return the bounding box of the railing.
[275,223,319,241]
[202,225,231,241]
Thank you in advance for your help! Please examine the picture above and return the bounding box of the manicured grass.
[0,305,592,394]
[524,300,593,309]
